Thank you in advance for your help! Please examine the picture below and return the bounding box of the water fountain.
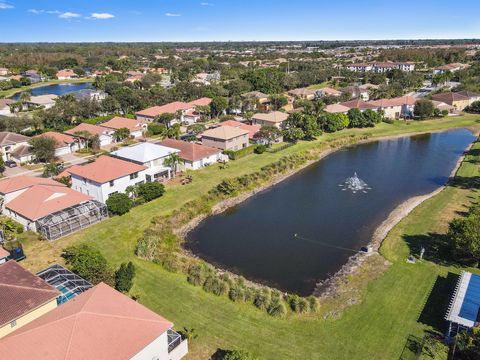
[339,172,371,193]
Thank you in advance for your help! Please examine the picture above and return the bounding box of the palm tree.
[164,152,183,178]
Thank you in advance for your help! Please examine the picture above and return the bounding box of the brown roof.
[10,145,32,159]
[287,88,316,97]
[135,101,191,118]
[0,131,29,146]
[100,117,145,132]
[0,282,173,360]
[456,91,480,99]
[252,111,289,124]
[187,97,212,107]
[64,123,110,137]
[0,261,59,327]
[219,120,260,139]
[0,99,13,109]
[431,92,469,104]
[324,104,350,113]
[36,132,76,148]
[340,100,378,110]
[368,96,417,108]
[6,184,93,221]
[242,91,269,99]
[67,155,146,183]
[202,125,249,140]
[159,138,221,162]
[0,176,60,195]
[56,70,77,77]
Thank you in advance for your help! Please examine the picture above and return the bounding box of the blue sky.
[1,0,479,42]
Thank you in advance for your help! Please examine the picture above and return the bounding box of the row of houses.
[346,61,416,73]
[0,260,188,360]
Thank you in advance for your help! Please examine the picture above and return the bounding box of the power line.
[293,233,359,253]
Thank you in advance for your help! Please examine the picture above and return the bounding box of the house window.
[10,320,16,328]
[109,180,114,187]
[130,172,138,180]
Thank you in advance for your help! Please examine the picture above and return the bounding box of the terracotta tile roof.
[64,123,111,137]
[252,111,289,123]
[36,131,76,148]
[201,125,249,140]
[340,100,378,110]
[67,155,146,183]
[135,101,191,118]
[0,176,60,195]
[159,138,221,162]
[6,184,93,221]
[287,88,316,97]
[0,247,9,258]
[431,92,469,104]
[219,120,260,139]
[187,97,212,107]
[10,145,32,159]
[324,104,350,113]
[0,99,13,109]
[0,131,29,145]
[0,282,173,360]
[56,70,77,78]
[0,261,60,327]
[368,96,417,108]
[56,165,83,179]
[100,117,146,132]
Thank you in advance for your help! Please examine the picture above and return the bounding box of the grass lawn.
[307,82,331,90]
[21,115,480,359]
[0,78,94,98]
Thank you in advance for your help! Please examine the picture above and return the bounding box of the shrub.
[254,144,267,154]
[307,296,320,312]
[137,182,165,202]
[287,294,309,313]
[62,244,114,285]
[203,275,229,296]
[115,261,136,293]
[253,288,271,310]
[267,298,287,317]
[224,146,255,160]
[222,350,259,360]
[106,193,133,215]
[187,264,206,286]
[216,179,240,195]
[228,284,245,302]
[382,118,394,124]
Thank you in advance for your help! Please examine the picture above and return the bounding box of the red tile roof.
[340,100,378,110]
[368,96,417,108]
[0,247,9,258]
[56,70,77,78]
[6,184,93,221]
[0,176,60,195]
[37,131,77,148]
[0,282,173,360]
[64,123,110,137]
[219,120,260,139]
[159,138,221,162]
[0,261,59,327]
[67,155,146,183]
[135,101,191,118]
[187,97,212,107]
[100,117,145,132]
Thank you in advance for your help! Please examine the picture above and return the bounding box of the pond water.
[11,82,92,100]
[185,129,476,296]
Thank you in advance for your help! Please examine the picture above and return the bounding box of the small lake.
[11,82,92,100]
[186,129,476,296]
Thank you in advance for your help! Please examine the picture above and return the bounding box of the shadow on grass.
[210,349,230,360]
[449,176,480,190]
[403,233,456,267]
[417,272,459,333]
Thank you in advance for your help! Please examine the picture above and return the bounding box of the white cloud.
[46,10,60,14]
[59,12,81,19]
[165,12,181,17]
[200,2,214,6]
[90,12,115,20]
[29,9,60,15]
[0,2,13,9]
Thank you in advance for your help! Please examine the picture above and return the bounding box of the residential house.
[251,111,289,129]
[315,87,342,97]
[159,138,226,170]
[346,63,373,72]
[218,120,260,140]
[0,282,188,360]
[340,100,378,112]
[0,132,31,162]
[368,96,416,119]
[68,155,147,203]
[287,88,316,100]
[456,91,480,105]
[56,70,78,80]
[23,70,43,83]
[433,63,470,75]
[346,62,415,73]
[0,261,59,338]
[431,100,456,114]
[324,104,350,114]
[0,248,8,264]
[431,92,470,111]
[72,89,107,101]
[0,67,8,76]
[64,123,113,147]
[192,71,220,85]
[136,102,192,124]
[100,117,147,139]
[0,99,13,116]
[201,126,249,151]
[36,131,81,157]
[111,142,180,180]
[241,91,271,111]
[24,94,58,109]
[340,86,370,101]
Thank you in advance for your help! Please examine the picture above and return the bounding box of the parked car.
[5,160,17,168]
